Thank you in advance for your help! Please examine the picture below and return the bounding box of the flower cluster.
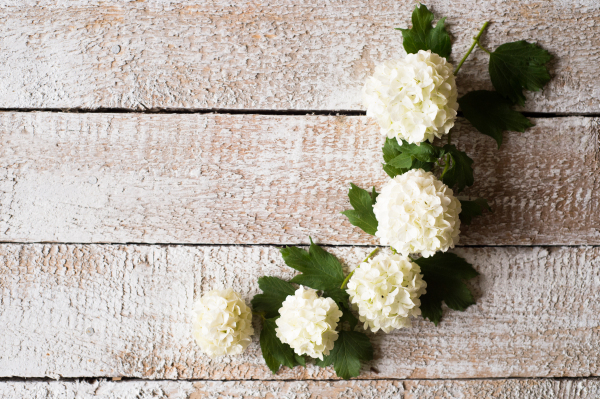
[190,3,549,380]
[362,50,458,145]
[192,288,254,358]
[373,169,461,258]
[346,253,427,333]
[275,286,343,360]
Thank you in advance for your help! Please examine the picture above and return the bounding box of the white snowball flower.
[373,169,461,257]
[192,288,254,358]
[362,50,458,145]
[275,286,343,360]
[346,253,427,333]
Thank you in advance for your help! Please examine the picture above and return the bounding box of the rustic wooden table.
[1,1,599,398]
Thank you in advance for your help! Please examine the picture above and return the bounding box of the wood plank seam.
[0,108,598,118]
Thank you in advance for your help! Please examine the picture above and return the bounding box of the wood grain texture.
[1,112,598,245]
[1,244,599,379]
[2,379,600,399]
[0,1,598,112]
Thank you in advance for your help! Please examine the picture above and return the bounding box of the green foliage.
[251,10,554,381]
[341,184,379,235]
[489,41,553,106]
[458,90,534,147]
[251,277,297,319]
[441,144,474,193]
[339,308,359,331]
[400,140,445,163]
[381,137,441,178]
[460,198,492,225]
[257,242,369,378]
[260,318,304,373]
[316,331,373,379]
[415,252,479,326]
[396,3,452,58]
[280,239,350,308]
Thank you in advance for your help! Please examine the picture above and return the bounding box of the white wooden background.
[1,1,600,398]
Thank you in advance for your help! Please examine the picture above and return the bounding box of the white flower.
[362,50,458,145]
[346,253,427,333]
[373,169,461,257]
[192,288,254,358]
[275,286,343,360]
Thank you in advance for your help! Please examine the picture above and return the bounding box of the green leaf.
[382,163,405,178]
[396,3,451,58]
[412,158,435,172]
[381,138,442,178]
[341,184,379,235]
[400,140,445,163]
[382,137,403,163]
[441,144,474,193]
[316,331,373,379]
[325,287,351,308]
[281,239,345,292]
[251,277,297,319]
[382,138,409,178]
[387,152,413,169]
[460,198,492,225]
[260,318,303,373]
[459,90,534,147]
[339,307,359,331]
[489,40,552,106]
[294,354,306,367]
[415,252,479,326]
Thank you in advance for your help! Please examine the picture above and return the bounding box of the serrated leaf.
[387,152,413,169]
[415,252,479,326]
[459,90,534,147]
[251,277,297,319]
[341,184,379,235]
[441,144,474,193]
[381,138,441,177]
[396,3,451,58]
[260,318,302,373]
[282,239,345,292]
[400,140,445,163]
[412,158,435,172]
[489,40,552,106]
[460,198,492,225]
[316,331,373,379]
[382,163,405,178]
[382,137,403,163]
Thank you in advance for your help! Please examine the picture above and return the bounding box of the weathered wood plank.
[2,379,600,399]
[0,1,598,112]
[1,113,598,245]
[1,244,599,379]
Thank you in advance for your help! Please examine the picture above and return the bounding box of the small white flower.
[275,286,343,360]
[362,50,458,145]
[373,169,461,257]
[347,253,427,333]
[192,288,254,358]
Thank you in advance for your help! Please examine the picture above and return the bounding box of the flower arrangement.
[192,3,552,379]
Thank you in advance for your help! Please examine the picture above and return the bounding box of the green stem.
[440,154,451,179]
[340,271,354,290]
[447,131,452,146]
[453,21,490,75]
[476,41,491,55]
[340,248,380,289]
